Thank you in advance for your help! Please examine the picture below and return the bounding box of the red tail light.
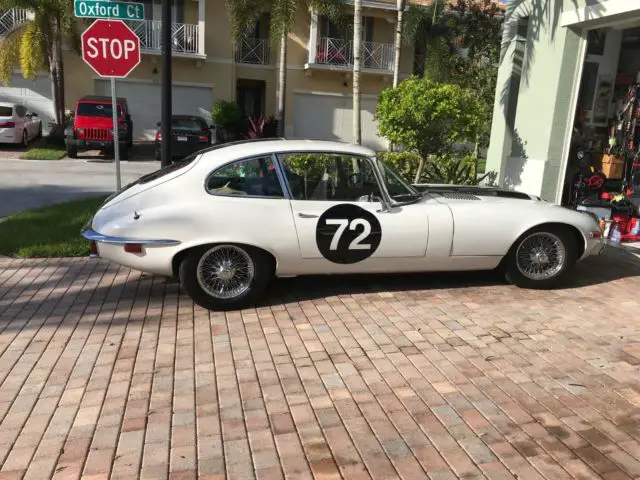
[198,134,208,143]
[0,121,15,128]
[124,243,143,254]
[155,131,162,141]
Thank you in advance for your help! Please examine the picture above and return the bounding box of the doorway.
[236,79,266,119]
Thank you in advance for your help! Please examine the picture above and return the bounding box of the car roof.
[0,102,16,108]
[198,139,376,162]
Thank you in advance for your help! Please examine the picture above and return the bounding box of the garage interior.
[565,14,640,243]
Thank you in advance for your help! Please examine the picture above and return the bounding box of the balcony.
[0,9,31,38]
[124,20,203,58]
[235,37,270,66]
[309,37,394,73]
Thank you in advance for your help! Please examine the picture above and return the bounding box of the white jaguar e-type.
[83,139,604,310]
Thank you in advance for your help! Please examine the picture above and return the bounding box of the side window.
[279,153,382,202]
[206,155,284,198]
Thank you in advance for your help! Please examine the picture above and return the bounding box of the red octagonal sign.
[81,19,141,78]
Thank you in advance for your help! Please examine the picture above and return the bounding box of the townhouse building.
[0,0,423,150]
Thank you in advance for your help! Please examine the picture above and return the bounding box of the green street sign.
[74,0,145,21]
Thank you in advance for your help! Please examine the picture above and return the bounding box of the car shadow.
[255,247,640,307]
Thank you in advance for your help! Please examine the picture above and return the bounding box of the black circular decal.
[316,204,382,264]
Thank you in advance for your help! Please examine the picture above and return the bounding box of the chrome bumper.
[82,228,181,246]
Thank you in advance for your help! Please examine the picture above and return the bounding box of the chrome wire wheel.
[516,232,566,281]
[196,245,255,300]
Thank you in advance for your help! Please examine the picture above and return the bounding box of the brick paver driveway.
[0,250,639,480]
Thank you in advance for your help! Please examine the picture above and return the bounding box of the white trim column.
[198,0,205,56]
[308,7,318,64]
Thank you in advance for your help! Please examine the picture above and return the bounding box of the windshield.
[375,157,422,204]
[77,103,122,117]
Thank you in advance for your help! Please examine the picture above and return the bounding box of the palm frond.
[19,20,44,79]
[0,28,21,85]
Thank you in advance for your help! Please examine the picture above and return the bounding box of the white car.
[83,139,604,310]
[0,102,42,146]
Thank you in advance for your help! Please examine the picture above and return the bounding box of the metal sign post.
[111,78,121,190]
[80,19,140,191]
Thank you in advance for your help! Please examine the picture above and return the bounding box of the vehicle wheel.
[154,150,160,161]
[21,130,28,147]
[179,244,273,311]
[504,225,578,289]
[120,146,129,160]
[67,146,78,159]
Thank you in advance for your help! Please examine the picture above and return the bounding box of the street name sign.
[75,0,144,21]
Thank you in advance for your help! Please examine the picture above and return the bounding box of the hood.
[414,183,543,202]
[74,116,115,128]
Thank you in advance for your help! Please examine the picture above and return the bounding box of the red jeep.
[65,96,133,159]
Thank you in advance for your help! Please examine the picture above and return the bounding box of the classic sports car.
[82,139,604,310]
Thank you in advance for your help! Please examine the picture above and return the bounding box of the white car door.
[13,105,26,141]
[278,152,429,269]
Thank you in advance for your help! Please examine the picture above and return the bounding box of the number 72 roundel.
[315,204,382,264]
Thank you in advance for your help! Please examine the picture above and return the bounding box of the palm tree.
[392,0,407,88]
[0,0,80,134]
[352,0,362,144]
[226,0,343,137]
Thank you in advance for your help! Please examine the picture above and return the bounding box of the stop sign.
[81,19,140,78]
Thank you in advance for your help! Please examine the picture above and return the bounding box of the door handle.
[298,213,319,218]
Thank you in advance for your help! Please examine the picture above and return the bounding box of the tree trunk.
[49,15,65,128]
[277,31,287,137]
[393,0,405,88]
[414,154,426,184]
[352,0,362,145]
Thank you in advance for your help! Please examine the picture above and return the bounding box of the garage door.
[95,80,214,140]
[0,73,55,134]
[292,92,387,151]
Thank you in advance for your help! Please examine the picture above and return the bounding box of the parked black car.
[154,115,214,161]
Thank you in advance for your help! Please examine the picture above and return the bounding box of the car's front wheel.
[504,225,578,289]
[179,244,273,310]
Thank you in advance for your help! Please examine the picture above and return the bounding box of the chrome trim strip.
[82,228,181,246]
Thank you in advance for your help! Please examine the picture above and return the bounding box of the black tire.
[67,145,78,159]
[178,244,273,311]
[21,130,28,147]
[120,146,129,160]
[154,149,161,161]
[503,225,578,289]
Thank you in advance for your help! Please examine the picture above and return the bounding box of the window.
[76,103,122,117]
[279,153,382,202]
[0,106,13,116]
[171,116,208,131]
[206,156,284,198]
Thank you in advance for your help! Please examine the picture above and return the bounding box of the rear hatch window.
[77,103,122,117]
[0,106,13,117]
[172,117,206,132]
[100,152,200,209]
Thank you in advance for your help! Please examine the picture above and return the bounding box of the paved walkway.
[0,250,639,480]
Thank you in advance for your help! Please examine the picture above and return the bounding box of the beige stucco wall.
[60,0,414,128]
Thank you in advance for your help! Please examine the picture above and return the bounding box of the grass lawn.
[0,196,106,258]
[20,147,67,160]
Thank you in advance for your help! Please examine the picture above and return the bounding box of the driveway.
[0,159,157,217]
[0,249,639,479]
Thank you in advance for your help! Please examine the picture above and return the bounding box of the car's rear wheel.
[504,225,578,289]
[120,146,129,160]
[21,130,28,147]
[179,244,273,310]
[67,145,78,159]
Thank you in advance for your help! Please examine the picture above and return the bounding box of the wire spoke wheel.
[516,232,566,281]
[196,245,255,300]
